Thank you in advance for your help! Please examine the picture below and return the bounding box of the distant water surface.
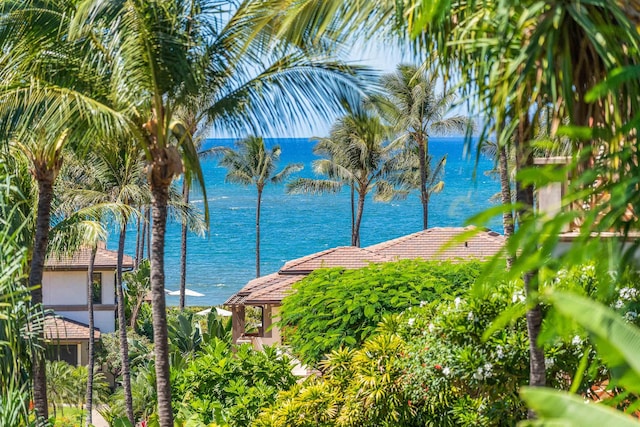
[111,137,501,306]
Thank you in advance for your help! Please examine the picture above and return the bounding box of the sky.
[210,38,474,139]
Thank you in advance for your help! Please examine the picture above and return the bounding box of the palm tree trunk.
[86,245,97,427]
[418,136,429,230]
[150,183,174,427]
[350,184,355,245]
[30,175,54,421]
[117,223,135,425]
[135,215,142,268]
[499,144,515,269]
[353,188,366,247]
[140,207,147,260]
[146,207,151,260]
[515,114,545,418]
[179,181,189,310]
[256,187,262,277]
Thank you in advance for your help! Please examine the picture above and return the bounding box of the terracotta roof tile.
[226,227,505,307]
[44,314,100,340]
[280,246,391,274]
[366,226,505,261]
[224,273,306,305]
[45,243,134,270]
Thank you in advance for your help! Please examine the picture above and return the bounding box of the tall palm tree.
[59,143,148,425]
[288,108,407,247]
[373,64,471,229]
[219,136,302,277]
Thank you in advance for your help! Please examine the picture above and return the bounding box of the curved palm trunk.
[179,181,189,310]
[150,183,174,427]
[135,215,142,268]
[256,187,262,277]
[418,136,429,230]
[499,145,515,269]
[116,223,135,425]
[86,245,97,427]
[353,188,366,247]
[350,184,355,244]
[515,115,545,418]
[30,175,54,421]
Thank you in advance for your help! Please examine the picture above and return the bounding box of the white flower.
[512,290,526,303]
[420,300,427,307]
[545,357,555,368]
[624,311,638,322]
[467,312,475,322]
[495,345,504,360]
[408,318,415,327]
[442,367,451,376]
[614,299,624,309]
[473,366,484,380]
[483,363,493,378]
[454,297,462,308]
[571,335,583,346]
[619,287,639,301]
[428,323,435,332]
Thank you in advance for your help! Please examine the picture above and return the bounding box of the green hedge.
[279,259,483,366]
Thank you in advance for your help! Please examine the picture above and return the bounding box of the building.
[43,242,134,365]
[225,226,506,348]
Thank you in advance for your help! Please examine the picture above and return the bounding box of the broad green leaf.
[520,387,639,427]
[549,291,640,381]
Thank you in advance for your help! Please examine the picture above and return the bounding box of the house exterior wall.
[43,269,117,333]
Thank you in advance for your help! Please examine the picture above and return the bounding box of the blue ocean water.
[113,137,501,306]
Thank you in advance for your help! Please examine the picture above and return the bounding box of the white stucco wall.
[57,310,115,334]
[43,269,117,333]
[43,269,116,305]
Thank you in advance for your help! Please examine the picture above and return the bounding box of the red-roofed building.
[225,229,505,347]
[43,242,134,365]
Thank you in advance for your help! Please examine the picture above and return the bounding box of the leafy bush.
[259,264,631,427]
[171,338,296,427]
[279,260,483,365]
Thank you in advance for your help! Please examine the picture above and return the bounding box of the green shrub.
[279,259,483,365]
[171,338,296,427]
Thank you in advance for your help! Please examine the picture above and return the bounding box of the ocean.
[111,137,501,306]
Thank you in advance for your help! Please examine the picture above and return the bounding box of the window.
[92,272,102,304]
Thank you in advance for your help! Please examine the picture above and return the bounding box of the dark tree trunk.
[256,187,262,277]
[353,188,366,247]
[86,246,97,427]
[179,181,189,309]
[30,175,55,421]
[499,144,515,269]
[418,135,429,230]
[146,207,151,260]
[150,182,173,427]
[515,114,545,418]
[135,215,142,268]
[350,184,355,243]
[117,223,135,425]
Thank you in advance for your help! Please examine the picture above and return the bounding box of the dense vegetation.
[3,0,640,426]
[280,260,482,365]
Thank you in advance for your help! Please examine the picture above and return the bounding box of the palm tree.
[59,143,148,425]
[219,136,302,277]
[373,64,471,230]
[288,108,407,247]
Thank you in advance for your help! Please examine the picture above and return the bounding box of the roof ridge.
[280,246,352,272]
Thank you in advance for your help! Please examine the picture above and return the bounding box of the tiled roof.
[226,247,390,306]
[366,226,505,261]
[226,227,505,307]
[45,243,134,270]
[44,314,100,340]
[280,246,391,274]
[225,273,306,305]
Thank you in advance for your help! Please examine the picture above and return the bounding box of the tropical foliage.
[280,260,483,365]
